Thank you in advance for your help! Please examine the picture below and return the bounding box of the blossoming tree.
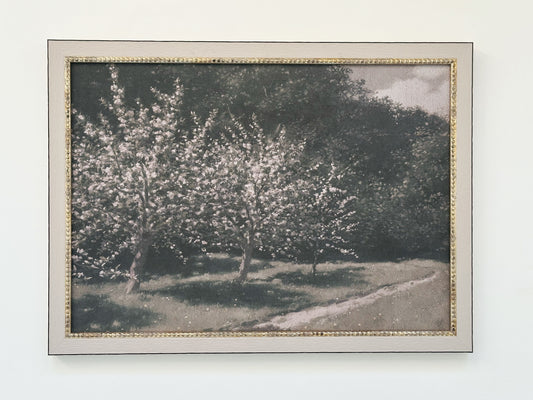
[287,162,359,276]
[188,117,306,282]
[71,65,214,293]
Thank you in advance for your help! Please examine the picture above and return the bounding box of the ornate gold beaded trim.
[449,60,457,335]
[64,56,457,338]
[68,330,455,338]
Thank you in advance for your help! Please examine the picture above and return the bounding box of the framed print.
[48,41,472,354]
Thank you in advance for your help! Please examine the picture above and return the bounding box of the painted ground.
[71,254,450,333]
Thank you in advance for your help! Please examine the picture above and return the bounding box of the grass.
[71,254,449,333]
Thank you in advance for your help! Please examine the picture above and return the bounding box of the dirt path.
[254,271,440,330]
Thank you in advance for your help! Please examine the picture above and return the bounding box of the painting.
[48,41,472,353]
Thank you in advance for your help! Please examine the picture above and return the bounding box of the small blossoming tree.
[287,162,359,276]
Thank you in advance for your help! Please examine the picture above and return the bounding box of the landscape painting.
[68,60,453,335]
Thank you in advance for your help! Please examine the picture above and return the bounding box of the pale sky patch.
[349,65,450,117]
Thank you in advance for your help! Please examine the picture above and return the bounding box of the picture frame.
[48,40,472,354]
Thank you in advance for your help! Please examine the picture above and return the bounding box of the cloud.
[412,65,448,81]
[375,70,449,116]
[349,65,450,116]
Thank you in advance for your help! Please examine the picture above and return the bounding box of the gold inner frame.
[64,57,457,338]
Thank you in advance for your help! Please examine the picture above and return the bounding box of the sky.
[349,65,450,117]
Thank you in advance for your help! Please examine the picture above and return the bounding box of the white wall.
[1,0,531,398]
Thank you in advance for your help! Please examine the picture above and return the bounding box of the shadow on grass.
[71,294,160,333]
[181,255,274,276]
[270,266,367,288]
[152,281,308,309]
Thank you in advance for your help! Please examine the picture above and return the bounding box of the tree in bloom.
[71,65,215,293]
[188,117,306,282]
[286,161,359,276]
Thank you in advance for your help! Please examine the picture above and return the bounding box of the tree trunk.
[236,242,253,283]
[311,238,319,277]
[125,234,152,294]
